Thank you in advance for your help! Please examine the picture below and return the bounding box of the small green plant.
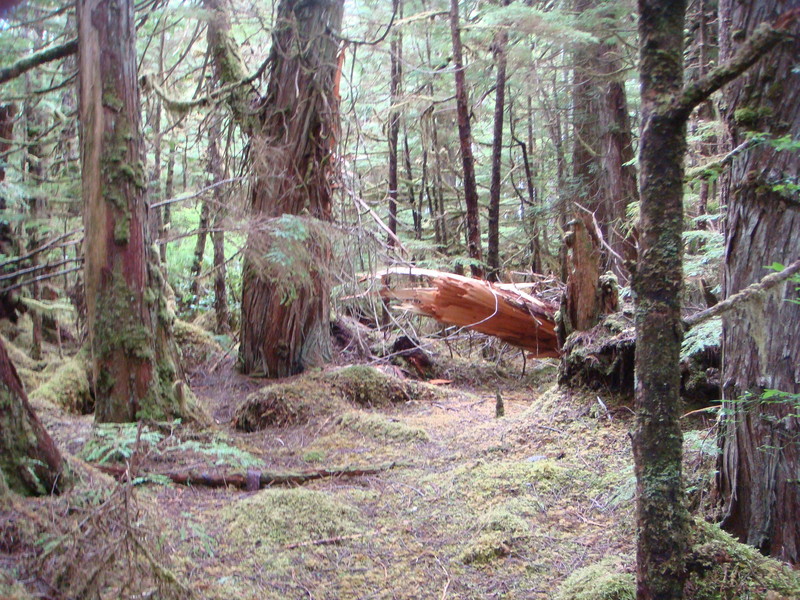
[80,423,164,464]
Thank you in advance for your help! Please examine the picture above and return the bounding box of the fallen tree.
[374,267,560,358]
[95,461,403,491]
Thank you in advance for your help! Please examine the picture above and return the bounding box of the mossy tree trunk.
[207,0,342,377]
[633,2,792,596]
[78,0,190,422]
[634,2,691,598]
[717,0,800,564]
[0,336,68,496]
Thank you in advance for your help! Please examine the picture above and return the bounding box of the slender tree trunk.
[403,127,421,240]
[487,1,509,282]
[78,0,192,422]
[161,144,175,263]
[207,116,230,334]
[387,0,401,246]
[717,0,800,564]
[633,2,690,598]
[189,197,209,297]
[449,0,483,277]
[0,336,68,496]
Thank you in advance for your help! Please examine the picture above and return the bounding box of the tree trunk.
[78,0,192,422]
[208,115,230,335]
[189,196,209,297]
[487,2,509,282]
[0,336,68,496]
[387,0,401,246]
[449,0,483,278]
[633,2,690,598]
[205,0,343,377]
[717,0,800,564]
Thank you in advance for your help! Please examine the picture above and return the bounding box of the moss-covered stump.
[172,319,224,369]
[29,352,93,414]
[234,383,318,431]
[558,312,635,395]
[234,365,439,432]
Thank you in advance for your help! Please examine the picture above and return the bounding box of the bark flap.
[376,268,559,357]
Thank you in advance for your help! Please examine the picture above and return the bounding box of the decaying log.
[94,461,403,491]
[374,267,560,357]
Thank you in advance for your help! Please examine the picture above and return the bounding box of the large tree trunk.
[235,0,342,377]
[0,337,68,496]
[78,0,191,422]
[449,0,483,278]
[717,0,800,564]
[633,2,691,598]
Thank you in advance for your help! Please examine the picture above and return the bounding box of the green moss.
[459,530,512,564]
[221,488,362,560]
[172,319,223,368]
[234,384,314,431]
[94,268,154,362]
[554,557,635,600]
[336,411,430,443]
[686,521,800,599]
[29,353,93,414]
[328,365,423,407]
[733,106,772,129]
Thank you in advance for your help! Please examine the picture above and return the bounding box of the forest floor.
[0,316,786,600]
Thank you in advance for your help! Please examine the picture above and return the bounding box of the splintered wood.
[376,267,560,357]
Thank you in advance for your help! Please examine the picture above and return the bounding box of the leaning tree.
[717,0,800,565]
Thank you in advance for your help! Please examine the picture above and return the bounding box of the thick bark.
[449,0,483,277]
[78,0,191,422]
[633,2,691,599]
[0,337,67,496]
[717,0,800,564]
[487,2,509,282]
[222,0,343,377]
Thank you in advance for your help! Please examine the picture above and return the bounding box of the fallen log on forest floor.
[94,461,404,491]
[373,267,560,358]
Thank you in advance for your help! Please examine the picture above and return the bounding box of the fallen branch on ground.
[93,461,405,491]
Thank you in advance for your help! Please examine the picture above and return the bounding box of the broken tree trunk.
[376,268,559,357]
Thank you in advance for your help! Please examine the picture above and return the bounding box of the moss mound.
[224,488,362,544]
[555,557,635,600]
[459,505,531,565]
[685,520,800,599]
[233,365,439,432]
[172,319,223,368]
[336,411,430,442]
[327,365,423,407]
[234,383,315,431]
[29,353,93,414]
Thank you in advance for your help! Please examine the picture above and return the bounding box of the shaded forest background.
[1,0,799,599]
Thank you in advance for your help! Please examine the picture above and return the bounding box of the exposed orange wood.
[375,268,560,357]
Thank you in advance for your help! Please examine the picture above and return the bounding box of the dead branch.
[684,258,800,328]
[93,461,404,490]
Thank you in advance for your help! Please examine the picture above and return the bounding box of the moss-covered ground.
[1,317,798,599]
